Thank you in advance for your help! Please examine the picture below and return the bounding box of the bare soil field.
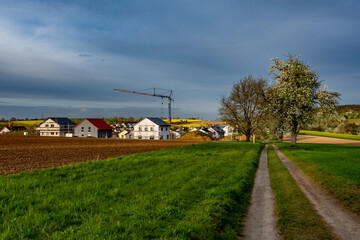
[284,135,360,145]
[0,135,201,175]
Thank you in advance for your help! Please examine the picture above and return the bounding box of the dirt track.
[273,145,360,240]
[243,145,280,240]
[284,134,360,145]
[0,135,201,175]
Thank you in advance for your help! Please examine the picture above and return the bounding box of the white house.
[36,117,75,137]
[171,131,184,139]
[0,126,27,134]
[208,125,225,139]
[223,125,235,136]
[133,117,170,140]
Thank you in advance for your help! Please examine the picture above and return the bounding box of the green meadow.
[0,142,262,239]
[277,143,360,214]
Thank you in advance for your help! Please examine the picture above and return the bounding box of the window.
[51,132,54,135]
[88,127,91,132]
[81,127,84,132]
[150,127,154,131]
[150,136,154,140]
[139,127,142,131]
[45,124,49,127]
[51,124,54,127]
[161,127,163,131]
[138,135,142,139]
[167,135,169,139]
[145,127,148,131]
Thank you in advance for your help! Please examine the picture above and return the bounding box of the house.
[171,131,184,139]
[223,125,235,136]
[198,127,212,136]
[118,129,133,139]
[36,117,75,137]
[74,118,113,138]
[0,126,27,134]
[133,117,170,140]
[208,125,225,139]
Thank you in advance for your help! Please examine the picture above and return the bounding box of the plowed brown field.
[0,135,202,175]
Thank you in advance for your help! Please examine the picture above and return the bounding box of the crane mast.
[114,88,174,124]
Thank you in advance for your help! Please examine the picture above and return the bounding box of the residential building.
[74,118,113,138]
[133,117,170,140]
[0,126,27,134]
[36,117,75,137]
[171,131,184,139]
[117,129,133,139]
[208,125,225,139]
[223,125,235,136]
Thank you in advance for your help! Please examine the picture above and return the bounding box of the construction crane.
[114,88,174,124]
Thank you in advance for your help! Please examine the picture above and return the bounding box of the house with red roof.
[73,118,113,138]
[0,125,27,134]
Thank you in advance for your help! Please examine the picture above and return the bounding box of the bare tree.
[219,76,268,142]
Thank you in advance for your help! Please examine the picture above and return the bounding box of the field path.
[283,134,360,145]
[273,145,360,240]
[242,145,280,240]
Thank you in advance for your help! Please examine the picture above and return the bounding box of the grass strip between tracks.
[0,142,262,239]
[299,130,360,141]
[276,142,360,215]
[267,145,335,239]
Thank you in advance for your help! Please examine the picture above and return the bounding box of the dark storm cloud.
[0,0,359,119]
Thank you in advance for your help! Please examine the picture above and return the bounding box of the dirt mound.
[179,131,213,141]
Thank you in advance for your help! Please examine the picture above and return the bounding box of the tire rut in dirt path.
[273,145,360,240]
[242,145,280,240]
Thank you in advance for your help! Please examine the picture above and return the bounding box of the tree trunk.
[246,133,251,142]
[291,128,297,146]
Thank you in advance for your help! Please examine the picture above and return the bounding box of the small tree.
[269,54,340,146]
[219,76,268,142]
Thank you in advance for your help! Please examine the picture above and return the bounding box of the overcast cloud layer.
[0,0,359,119]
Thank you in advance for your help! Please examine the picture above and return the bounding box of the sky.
[0,0,359,120]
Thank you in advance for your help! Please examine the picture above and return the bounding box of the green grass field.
[299,130,360,141]
[277,143,360,214]
[267,146,334,239]
[0,142,263,239]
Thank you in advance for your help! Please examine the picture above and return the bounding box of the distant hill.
[336,105,360,113]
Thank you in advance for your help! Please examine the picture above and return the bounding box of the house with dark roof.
[208,125,225,139]
[74,118,113,138]
[133,117,170,140]
[36,117,75,137]
[0,126,27,134]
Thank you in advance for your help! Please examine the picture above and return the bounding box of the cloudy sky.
[0,0,359,120]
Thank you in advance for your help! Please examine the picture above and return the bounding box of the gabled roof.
[85,118,113,130]
[1,126,27,131]
[146,117,170,126]
[0,126,10,131]
[47,117,75,125]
